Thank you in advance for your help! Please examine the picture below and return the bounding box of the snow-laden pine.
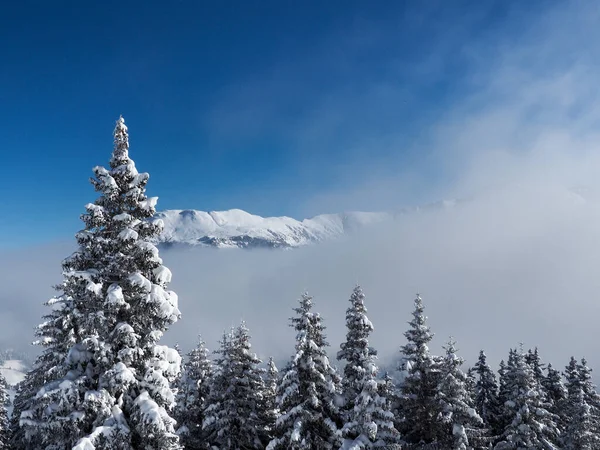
[562,357,600,449]
[17,117,182,450]
[264,357,279,440]
[268,293,342,450]
[337,286,400,449]
[0,372,9,449]
[473,350,501,437]
[436,338,484,450]
[494,347,560,450]
[203,322,268,449]
[396,294,442,446]
[542,363,567,428]
[175,336,213,449]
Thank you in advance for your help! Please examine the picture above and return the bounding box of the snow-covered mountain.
[153,201,458,249]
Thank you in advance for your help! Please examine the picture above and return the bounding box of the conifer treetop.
[112,115,130,165]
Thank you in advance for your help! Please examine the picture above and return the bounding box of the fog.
[3,181,600,373]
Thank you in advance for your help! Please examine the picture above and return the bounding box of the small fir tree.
[542,363,567,422]
[494,347,560,450]
[396,294,442,446]
[0,373,9,449]
[267,293,342,450]
[473,350,501,436]
[203,323,267,450]
[337,285,400,448]
[264,357,279,440]
[175,335,213,450]
[436,338,483,450]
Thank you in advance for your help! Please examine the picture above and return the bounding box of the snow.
[118,228,139,241]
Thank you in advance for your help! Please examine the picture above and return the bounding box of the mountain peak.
[153,208,390,249]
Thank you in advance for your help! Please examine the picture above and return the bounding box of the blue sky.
[0,0,574,247]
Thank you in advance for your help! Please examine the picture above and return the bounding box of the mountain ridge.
[153,200,459,249]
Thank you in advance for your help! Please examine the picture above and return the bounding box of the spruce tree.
[264,357,279,441]
[436,339,483,450]
[525,348,546,388]
[337,285,377,415]
[496,349,517,434]
[337,285,399,448]
[396,293,442,446]
[203,322,267,449]
[11,353,62,449]
[562,357,600,449]
[494,347,560,450]
[18,117,182,450]
[267,293,342,450]
[542,363,567,422]
[0,373,9,449]
[563,380,599,449]
[473,350,501,436]
[175,335,213,450]
[577,358,600,433]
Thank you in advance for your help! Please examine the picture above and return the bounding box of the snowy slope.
[153,202,457,249]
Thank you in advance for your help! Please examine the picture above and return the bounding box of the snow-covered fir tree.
[10,352,61,449]
[473,350,501,436]
[525,348,546,388]
[0,373,9,449]
[175,335,213,450]
[577,358,600,433]
[496,350,517,434]
[264,357,279,440]
[18,117,182,450]
[436,338,483,450]
[337,286,377,415]
[340,361,401,449]
[267,292,342,450]
[377,372,402,448]
[396,293,442,447]
[562,361,599,450]
[542,363,567,423]
[336,286,400,449]
[203,322,267,450]
[494,347,560,450]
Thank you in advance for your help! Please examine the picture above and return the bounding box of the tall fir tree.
[338,286,400,449]
[203,322,268,450]
[18,117,182,450]
[494,347,560,450]
[267,293,342,450]
[436,339,483,450]
[396,294,442,446]
[175,335,213,450]
[473,350,501,436]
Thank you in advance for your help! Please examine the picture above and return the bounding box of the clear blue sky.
[0,0,546,247]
